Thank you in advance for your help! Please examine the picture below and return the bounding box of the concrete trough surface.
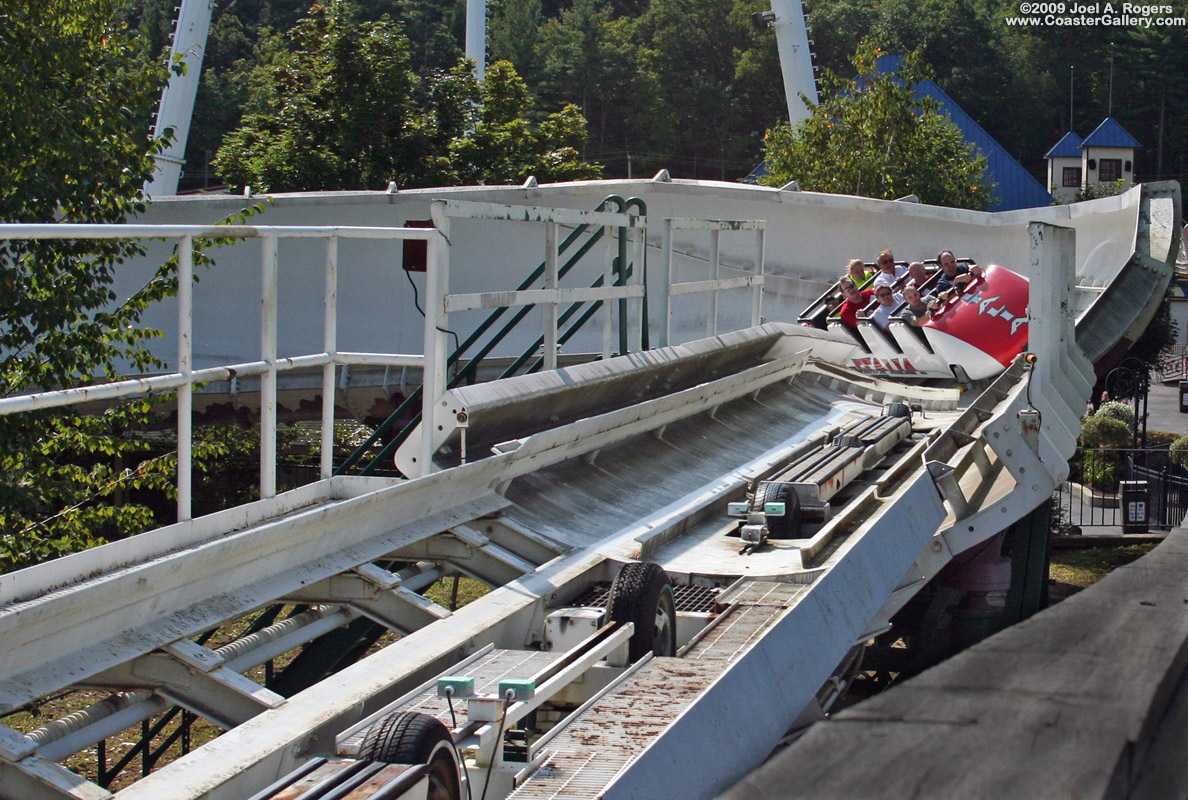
[717,525,1188,800]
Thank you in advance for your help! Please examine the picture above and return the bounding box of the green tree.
[447,61,603,185]
[0,0,182,570]
[626,0,761,180]
[490,0,545,86]
[760,40,993,209]
[214,2,600,192]
[1127,293,1178,373]
[213,3,419,192]
[1170,433,1188,469]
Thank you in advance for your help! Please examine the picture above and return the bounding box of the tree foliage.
[213,1,600,192]
[1126,292,1178,373]
[760,40,993,209]
[124,0,1188,192]
[0,2,269,572]
[0,0,183,570]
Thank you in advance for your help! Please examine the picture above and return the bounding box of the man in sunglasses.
[836,278,874,330]
[871,250,907,289]
[870,285,904,329]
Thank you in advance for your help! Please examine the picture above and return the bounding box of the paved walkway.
[719,525,1188,800]
[1146,379,1188,436]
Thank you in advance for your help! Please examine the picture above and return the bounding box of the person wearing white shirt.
[870,285,904,329]
[871,249,907,289]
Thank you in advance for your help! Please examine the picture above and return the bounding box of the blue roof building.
[871,54,1052,211]
[1045,118,1140,202]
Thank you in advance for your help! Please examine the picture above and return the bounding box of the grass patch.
[425,575,492,609]
[1049,543,1157,592]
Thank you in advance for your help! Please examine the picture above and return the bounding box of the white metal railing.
[657,217,766,345]
[0,223,436,522]
[0,203,768,527]
[423,199,648,471]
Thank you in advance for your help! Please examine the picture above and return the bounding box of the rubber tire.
[608,562,678,661]
[750,481,802,539]
[884,402,912,420]
[360,711,461,800]
[831,434,865,448]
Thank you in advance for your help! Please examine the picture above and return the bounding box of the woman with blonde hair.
[847,258,871,286]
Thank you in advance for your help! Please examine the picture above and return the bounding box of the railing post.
[177,235,193,522]
[707,229,720,337]
[1161,465,1170,527]
[753,227,765,327]
[321,235,338,480]
[603,225,616,359]
[544,222,559,371]
[421,202,451,474]
[617,227,628,356]
[629,224,644,353]
[260,233,278,500]
[658,218,673,348]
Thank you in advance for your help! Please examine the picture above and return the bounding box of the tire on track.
[608,562,678,661]
[360,711,461,800]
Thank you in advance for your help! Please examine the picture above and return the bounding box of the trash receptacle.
[1179,381,1188,413]
[1121,480,1149,534]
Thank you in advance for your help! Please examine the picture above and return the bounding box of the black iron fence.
[1056,447,1188,530]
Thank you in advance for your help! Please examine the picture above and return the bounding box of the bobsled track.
[0,180,1180,800]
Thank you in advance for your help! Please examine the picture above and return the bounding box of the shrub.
[1080,414,1132,449]
[1171,434,1188,468]
[1094,400,1135,429]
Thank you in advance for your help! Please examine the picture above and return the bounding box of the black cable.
[442,687,473,800]
[404,266,461,355]
[479,690,513,800]
[446,689,458,730]
[1025,356,1043,428]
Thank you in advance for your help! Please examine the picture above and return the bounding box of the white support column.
[145,0,216,195]
[260,234,278,500]
[603,225,615,359]
[321,236,339,480]
[753,228,766,327]
[465,0,487,79]
[658,219,673,348]
[708,229,721,337]
[421,203,452,474]
[1028,221,1093,461]
[177,236,193,522]
[769,0,818,127]
[544,222,559,371]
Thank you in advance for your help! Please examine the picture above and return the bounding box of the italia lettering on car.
[958,292,1027,336]
[850,357,918,374]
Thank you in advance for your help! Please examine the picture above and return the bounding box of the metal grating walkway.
[571,582,721,614]
[508,581,806,799]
